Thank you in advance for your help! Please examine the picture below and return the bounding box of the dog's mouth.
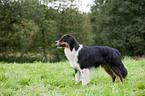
[55,40,66,48]
[55,40,62,48]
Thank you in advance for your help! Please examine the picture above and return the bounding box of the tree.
[0,0,58,62]
[0,0,23,56]
[0,0,94,62]
[90,0,145,56]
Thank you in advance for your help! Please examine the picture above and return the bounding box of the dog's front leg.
[75,71,81,84]
[81,68,90,85]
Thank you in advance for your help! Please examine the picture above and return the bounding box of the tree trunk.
[41,25,47,62]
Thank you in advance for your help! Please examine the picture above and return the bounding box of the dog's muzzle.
[56,40,62,48]
[55,40,59,45]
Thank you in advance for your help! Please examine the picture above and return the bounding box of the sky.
[47,0,95,13]
[77,0,95,12]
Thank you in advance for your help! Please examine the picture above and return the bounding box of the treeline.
[91,0,145,56]
[0,0,144,63]
[0,0,94,62]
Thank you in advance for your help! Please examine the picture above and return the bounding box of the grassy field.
[0,57,145,96]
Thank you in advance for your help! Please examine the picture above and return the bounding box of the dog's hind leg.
[103,64,116,82]
[86,68,90,83]
[109,66,123,84]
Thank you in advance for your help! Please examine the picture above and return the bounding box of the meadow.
[0,57,145,96]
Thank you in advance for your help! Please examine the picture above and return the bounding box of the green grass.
[0,57,145,96]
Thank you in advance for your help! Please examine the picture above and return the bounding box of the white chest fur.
[64,45,83,71]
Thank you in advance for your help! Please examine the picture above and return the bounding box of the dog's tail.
[118,62,127,78]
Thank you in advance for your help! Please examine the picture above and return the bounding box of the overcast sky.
[47,0,95,13]
[77,0,95,12]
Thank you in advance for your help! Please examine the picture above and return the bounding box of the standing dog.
[56,34,127,85]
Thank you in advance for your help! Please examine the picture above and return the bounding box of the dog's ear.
[70,39,75,51]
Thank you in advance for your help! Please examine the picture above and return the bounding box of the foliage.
[1,0,145,62]
[0,0,94,62]
[90,0,145,56]
[0,57,145,95]
[0,55,43,63]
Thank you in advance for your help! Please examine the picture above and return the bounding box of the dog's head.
[56,34,76,50]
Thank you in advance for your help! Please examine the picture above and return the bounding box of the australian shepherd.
[56,34,127,85]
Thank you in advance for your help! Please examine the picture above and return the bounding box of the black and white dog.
[56,34,127,85]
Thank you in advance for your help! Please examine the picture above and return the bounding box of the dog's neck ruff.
[64,45,83,71]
